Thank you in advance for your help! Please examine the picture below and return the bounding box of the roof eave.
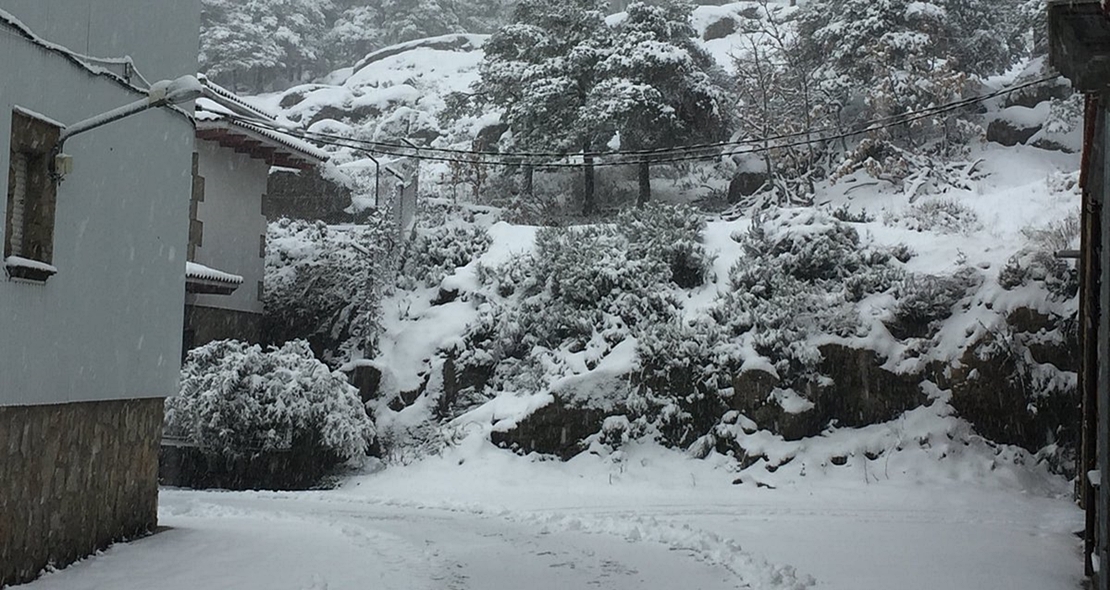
[196,120,324,170]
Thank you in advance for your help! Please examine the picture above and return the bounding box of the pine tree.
[199,0,332,92]
[478,0,612,215]
[795,0,1025,178]
[324,4,385,68]
[380,0,464,45]
[588,1,729,206]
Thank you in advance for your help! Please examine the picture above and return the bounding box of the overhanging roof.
[185,261,242,295]
[195,77,328,170]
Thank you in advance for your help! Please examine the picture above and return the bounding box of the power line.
[223,74,1059,168]
[318,74,1058,159]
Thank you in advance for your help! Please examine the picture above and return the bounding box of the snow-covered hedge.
[458,204,710,398]
[716,208,904,379]
[264,216,395,363]
[400,223,493,289]
[165,340,375,462]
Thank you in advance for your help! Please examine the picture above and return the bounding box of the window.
[259,234,266,259]
[5,109,60,281]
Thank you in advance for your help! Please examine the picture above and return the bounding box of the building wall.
[192,140,269,316]
[0,2,197,583]
[0,27,194,407]
[0,0,199,82]
[0,398,163,587]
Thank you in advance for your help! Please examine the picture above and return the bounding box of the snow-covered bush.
[734,208,871,286]
[400,223,492,289]
[716,208,901,384]
[884,198,982,234]
[999,249,1078,299]
[890,242,916,263]
[1021,211,1080,253]
[889,269,982,339]
[618,204,714,289]
[165,340,375,463]
[827,203,875,223]
[458,204,709,402]
[264,216,396,364]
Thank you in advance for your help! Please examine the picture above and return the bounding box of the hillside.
[242,1,1084,476]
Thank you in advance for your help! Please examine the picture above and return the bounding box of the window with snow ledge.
[4,108,60,282]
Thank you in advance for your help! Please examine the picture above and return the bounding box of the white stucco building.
[184,78,327,348]
[0,1,199,584]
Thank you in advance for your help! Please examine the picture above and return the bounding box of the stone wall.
[184,303,263,352]
[266,168,352,224]
[0,398,163,587]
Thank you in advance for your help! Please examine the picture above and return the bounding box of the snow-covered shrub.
[635,318,730,445]
[1021,211,1080,253]
[400,223,492,288]
[734,208,870,286]
[884,198,982,234]
[165,340,375,463]
[827,203,875,223]
[999,249,1078,299]
[890,242,916,263]
[843,263,905,303]
[264,216,396,364]
[889,269,982,339]
[456,205,709,408]
[718,208,901,384]
[618,204,714,289]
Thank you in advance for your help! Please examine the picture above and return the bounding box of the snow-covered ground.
[24,438,1082,590]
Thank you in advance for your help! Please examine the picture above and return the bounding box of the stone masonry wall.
[0,398,163,587]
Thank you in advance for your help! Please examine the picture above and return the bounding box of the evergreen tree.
[795,0,1026,178]
[588,1,729,206]
[479,0,612,214]
[380,0,464,45]
[324,4,385,68]
[199,0,332,92]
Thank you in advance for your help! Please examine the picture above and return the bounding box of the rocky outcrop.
[491,397,612,460]
[986,119,1041,147]
[703,16,738,41]
[728,171,768,203]
[814,344,928,428]
[944,308,1078,452]
[266,167,353,223]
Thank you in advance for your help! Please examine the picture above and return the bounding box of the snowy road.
[22,440,1083,590]
[25,490,759,590]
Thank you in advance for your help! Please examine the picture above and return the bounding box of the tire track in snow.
[194,490,815,590]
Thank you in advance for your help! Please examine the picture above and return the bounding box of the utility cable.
[217,74,1060,168]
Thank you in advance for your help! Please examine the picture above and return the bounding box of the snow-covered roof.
[198,75,282,122]
[185,261,242,295]
[195,76,328,169]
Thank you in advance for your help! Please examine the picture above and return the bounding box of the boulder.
[490,398,611,460]
[728,171,768,203]
[944,316,1079,452]
[986,119,1041,147]
[1003,78,1072,109]
[815,344,927,428]
[474,123,509,151]
[703,16,738,41]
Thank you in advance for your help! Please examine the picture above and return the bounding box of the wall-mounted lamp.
[52,75,202,180]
